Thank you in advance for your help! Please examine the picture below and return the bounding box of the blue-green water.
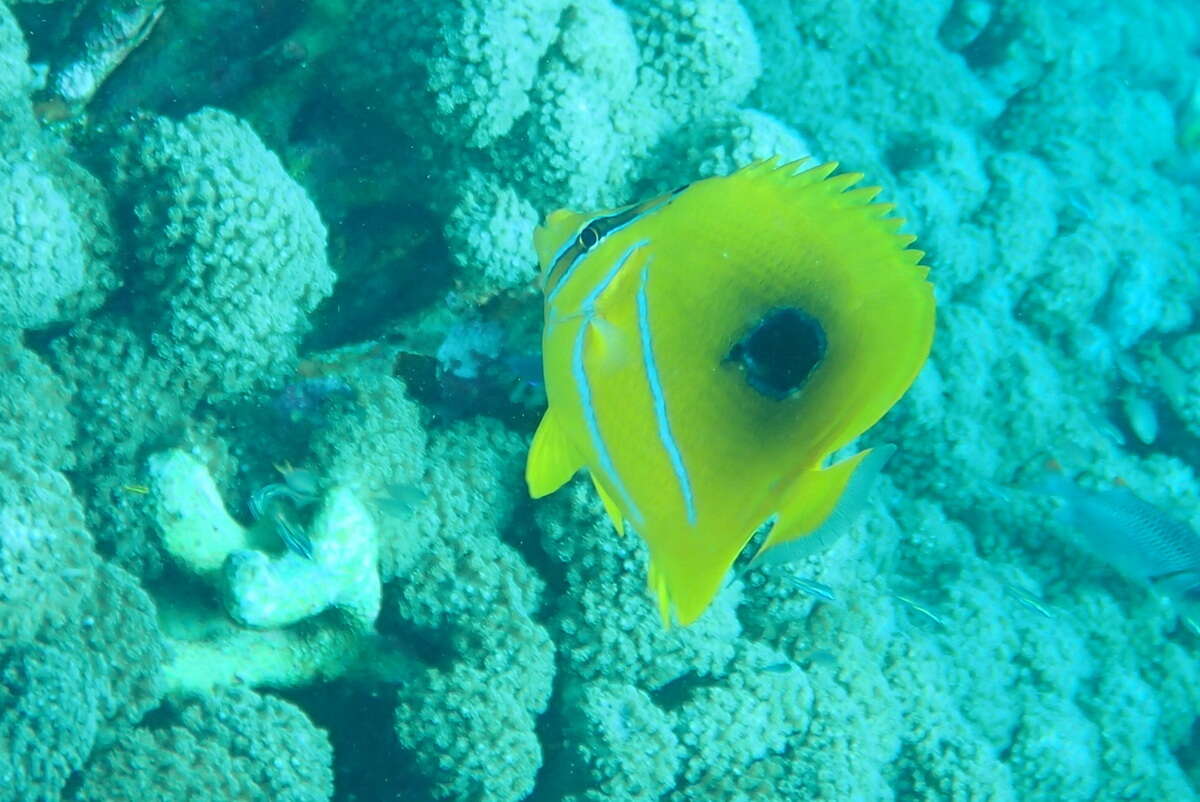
[2,0,1199,800]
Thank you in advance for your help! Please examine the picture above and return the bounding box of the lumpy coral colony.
[2,1,1199,800]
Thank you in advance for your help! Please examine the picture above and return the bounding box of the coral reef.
[0,440,166,802]
[389,419,555,802]
[0,5,118,330]
[46,103,336,575]
[1,0,1199,800]
[73,686,334,802]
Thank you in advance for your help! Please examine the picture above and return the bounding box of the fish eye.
[578,226,601,250]
[727,308,827,400]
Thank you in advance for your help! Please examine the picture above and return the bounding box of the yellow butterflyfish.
[526,157,935,626]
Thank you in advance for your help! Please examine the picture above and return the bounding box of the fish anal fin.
[590,474,625,536]
[753,445,895,566]
[647,560,671,628]
[526,409,583,498]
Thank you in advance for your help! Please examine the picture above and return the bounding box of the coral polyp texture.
[1,0,1199,800]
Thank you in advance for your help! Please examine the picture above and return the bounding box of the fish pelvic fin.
[753,445,895,566]
[526,408,583,498]
[590,473,625,536]
[648,559,672,628]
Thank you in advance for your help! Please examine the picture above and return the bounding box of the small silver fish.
[372,483,427,519]
[800,649,837,668]
[272,511,314,560]
[278,463,321,497]
[1037,471,1200,598]
[759,661,794,674]
[787,576,837,603]
[892,593,945,628]
[1003,583,1054,619]
[249,481,318,560]
[249,482,318,521]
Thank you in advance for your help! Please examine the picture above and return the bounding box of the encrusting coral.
[72,686,334,802]
[389,419,555,802]
[46,104,336,576]
[0,4,118,330]
[0,441,166,802]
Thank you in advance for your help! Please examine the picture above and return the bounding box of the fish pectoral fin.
[753,444,896,566]
[590,473,625,536]
[584,316,631,372]
[526,408,584,498]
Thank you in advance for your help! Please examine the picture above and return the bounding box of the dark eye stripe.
[544,183,690,303]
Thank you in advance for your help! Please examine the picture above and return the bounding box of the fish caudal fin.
[648,548,726,628]
[526,409,583,498]
[753,445,896,566]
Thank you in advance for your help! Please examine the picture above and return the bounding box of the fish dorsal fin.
[590,473,625,536]
[526,409,583,498]
[753,444,895,566]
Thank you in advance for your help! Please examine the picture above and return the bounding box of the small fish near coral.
[1037,468,1200,602]
[525,157,935,626]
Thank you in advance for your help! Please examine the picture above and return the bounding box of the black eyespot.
[727,308,826,400]
[578,226,600,250]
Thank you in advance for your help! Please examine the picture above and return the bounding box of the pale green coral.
[389,419,555,802]
[0,4,119,330]
[396,666,543,802]
[148,448,381,631]
[147,448,250,577]
[108,107,335,395]
[0,442,165,801]
[74,686,334,802]
[308,370,428,578]
[337,0,785,303]
[625,0,761,126]
[0,159,88,327]
[0,332,75,472]
[47,104,335,576]
[537,479,740,689]
[0,644,100,802]
[664,107,810,181]
[555,681,680,802]
[670,643,813,800]
[442,170,542,304]
[343,0,570,150]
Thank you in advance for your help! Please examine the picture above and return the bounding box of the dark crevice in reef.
[283,682,435,802]
[650,670,722,712]
[375,610,458,672]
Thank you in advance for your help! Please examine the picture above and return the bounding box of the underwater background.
[1,0,1199,800]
